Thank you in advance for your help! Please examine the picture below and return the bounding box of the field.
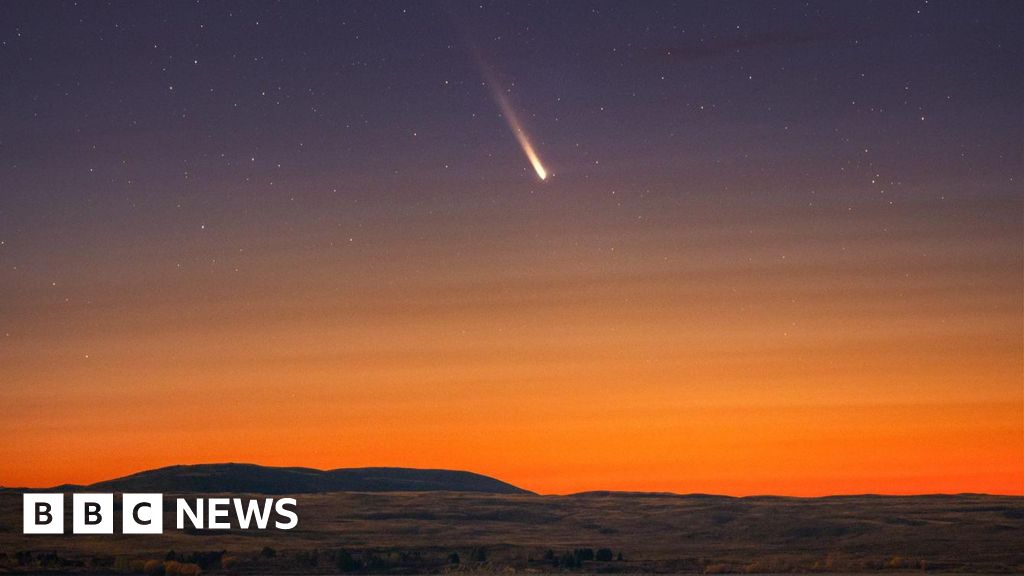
[1,491,1022,573]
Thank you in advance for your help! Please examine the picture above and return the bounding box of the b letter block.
[23,493,64,534]
[72,493,114,534]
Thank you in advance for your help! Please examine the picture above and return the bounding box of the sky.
[1,1,1021,495]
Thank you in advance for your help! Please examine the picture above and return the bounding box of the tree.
[596,548,614,562]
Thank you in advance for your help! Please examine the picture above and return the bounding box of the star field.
[0,1,1021,494]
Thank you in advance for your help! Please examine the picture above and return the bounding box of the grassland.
[1,491,1021,573]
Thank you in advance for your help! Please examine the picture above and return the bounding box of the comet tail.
[472,56,548,181]
[489,87,548,180]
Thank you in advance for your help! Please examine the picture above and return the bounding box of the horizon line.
[3,461,1022,498]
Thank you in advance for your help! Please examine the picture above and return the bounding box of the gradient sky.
[1,1,1021,495]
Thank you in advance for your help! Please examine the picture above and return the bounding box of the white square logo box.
[122,493,164,534]
[23,493,64,534]
[72,493,114,534]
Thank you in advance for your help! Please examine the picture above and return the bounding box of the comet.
[478,64,549,181]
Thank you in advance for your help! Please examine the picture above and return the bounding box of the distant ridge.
[69,463,532,495]
[570,490,734,499]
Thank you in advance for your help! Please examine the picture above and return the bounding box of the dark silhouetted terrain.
[0,471,1022,574]
[64,463,532,495]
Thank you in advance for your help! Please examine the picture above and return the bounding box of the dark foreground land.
[0,491,1021,574]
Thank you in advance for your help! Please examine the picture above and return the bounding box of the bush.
[143,559,165,576]
[336,550,360,572]
[172,562,202,576]
[181,551,224,569]
[364,553,387,572]
[596,548,614,562]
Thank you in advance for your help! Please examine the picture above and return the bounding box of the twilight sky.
[1,1,1021,495]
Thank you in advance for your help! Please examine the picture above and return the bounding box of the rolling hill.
[71,463,532,495]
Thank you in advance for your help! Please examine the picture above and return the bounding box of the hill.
[80,463,532,495]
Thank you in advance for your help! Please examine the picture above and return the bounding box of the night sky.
[2,1,1021,495]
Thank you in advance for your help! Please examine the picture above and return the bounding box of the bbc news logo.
[23,494,298,534]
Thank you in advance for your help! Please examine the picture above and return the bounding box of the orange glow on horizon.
[2,198,1021,495]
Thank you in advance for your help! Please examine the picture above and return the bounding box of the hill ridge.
[66,463,533,495]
